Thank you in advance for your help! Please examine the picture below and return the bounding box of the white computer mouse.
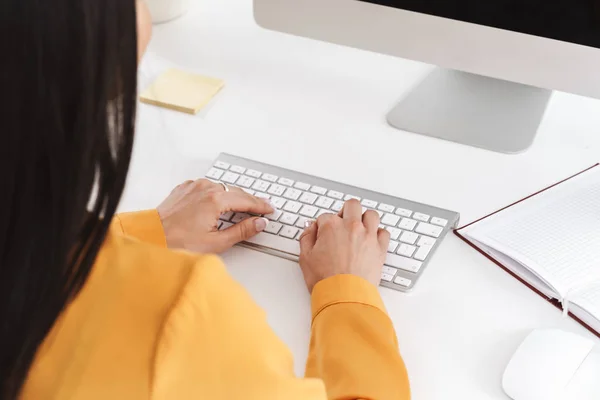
[502,329,596,400]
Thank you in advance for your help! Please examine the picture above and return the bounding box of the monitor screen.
[360,1,600,49]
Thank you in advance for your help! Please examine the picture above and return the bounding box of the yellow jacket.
[22,210,410,399]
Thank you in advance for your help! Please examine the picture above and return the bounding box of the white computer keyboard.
[206,153,460,292]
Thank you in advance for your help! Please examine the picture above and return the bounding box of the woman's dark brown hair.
[0,0,138,398]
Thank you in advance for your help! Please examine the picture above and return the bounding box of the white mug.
[145,0,190,24]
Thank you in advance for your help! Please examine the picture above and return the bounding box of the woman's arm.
[150,255,328,400]
[111,210,168,247]
[306,275,411,399]
[299,200,411,399]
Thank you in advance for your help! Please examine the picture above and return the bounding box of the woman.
[0,0,410,399]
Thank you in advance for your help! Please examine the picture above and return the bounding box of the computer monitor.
[254,0,600,153]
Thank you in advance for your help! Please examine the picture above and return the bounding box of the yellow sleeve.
[306,275,411,400]
[111,210,167,248]
[150,255,328,400]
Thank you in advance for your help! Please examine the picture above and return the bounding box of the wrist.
[310,274,387,321]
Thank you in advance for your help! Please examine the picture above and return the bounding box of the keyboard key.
[414,245,433,261]
[278,177,294,186]
[231,213,251,224]
[413,212,430,222]
[217,221,223,229]
[219,221,233,230]
[327,190,344,200]
[280,225,299,239]
[222,172,240,184]
[294,181,311,191]
[397,243,416,257]
[381,213,400,227]
[283,188,302,200]
[246,169,262,178]
[332,200,344,212]
[206,167,224,180]
[262,173,278,182]
[215,161,230,169]
[400,231,418,245]
[295,229,304,240]
[220,211,234,221]
[399,218,417,231]
[388,240,399,253]
[394,276,412,287]
[385,227,402,240]
[265,209,282,221]
[300,205,319,218]
[385,253,422,273]
[265,221,283,234]
[236,176,255,188]
[279,212,299,226]
[244,232,300,256]
[395,208,412,217]
[283,201,302,213]
[252,180,271,192]
[295,216,309,228]
[418,236,437,247]
[270,197,286,209]
[267,184,286,196]
[381,273,394,282]
[317,209,336,218]
[344,194,361,201]
[315,196,334,209]
[415,222,444,238]
[378,203,395,213]
[361,199,378,208]
[230,165,246,174]
[310,186,327,195]
[431,217,448,227]
[383,266,398,276]
[255,192,270,199]
[299,192,318,204]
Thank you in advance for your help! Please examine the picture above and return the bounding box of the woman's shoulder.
[22,232,226,399]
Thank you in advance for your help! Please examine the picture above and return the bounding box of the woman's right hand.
[298,199,390,292]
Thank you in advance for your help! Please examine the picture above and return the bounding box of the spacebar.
[244,232,300,257]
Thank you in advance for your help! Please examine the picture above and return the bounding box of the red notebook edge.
[453,163,600,339]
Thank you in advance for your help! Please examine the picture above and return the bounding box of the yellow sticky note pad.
[140,68,224,114]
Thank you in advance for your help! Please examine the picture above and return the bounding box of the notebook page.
[572,285,600,323]
[464,167,600,297]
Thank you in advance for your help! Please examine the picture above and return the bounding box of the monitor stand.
[387,69,552,154]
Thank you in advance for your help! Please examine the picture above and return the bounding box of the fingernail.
[304,220,314,228]
[255,217,268,232]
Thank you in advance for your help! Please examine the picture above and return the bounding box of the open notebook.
[455,164,600,337]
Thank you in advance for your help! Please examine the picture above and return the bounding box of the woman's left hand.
[157,179,274,254]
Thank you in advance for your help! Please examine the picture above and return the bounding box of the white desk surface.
[123,1,600,398]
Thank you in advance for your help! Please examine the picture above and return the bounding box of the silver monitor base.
[387,69,552,154]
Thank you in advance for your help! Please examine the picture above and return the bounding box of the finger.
[340,199,362,222]
[377,228,391,252]
[315,212,337,228]
[299,220,317,253]
[362,210,381,233]
[218,217,269,247]
[215,191,274,215]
